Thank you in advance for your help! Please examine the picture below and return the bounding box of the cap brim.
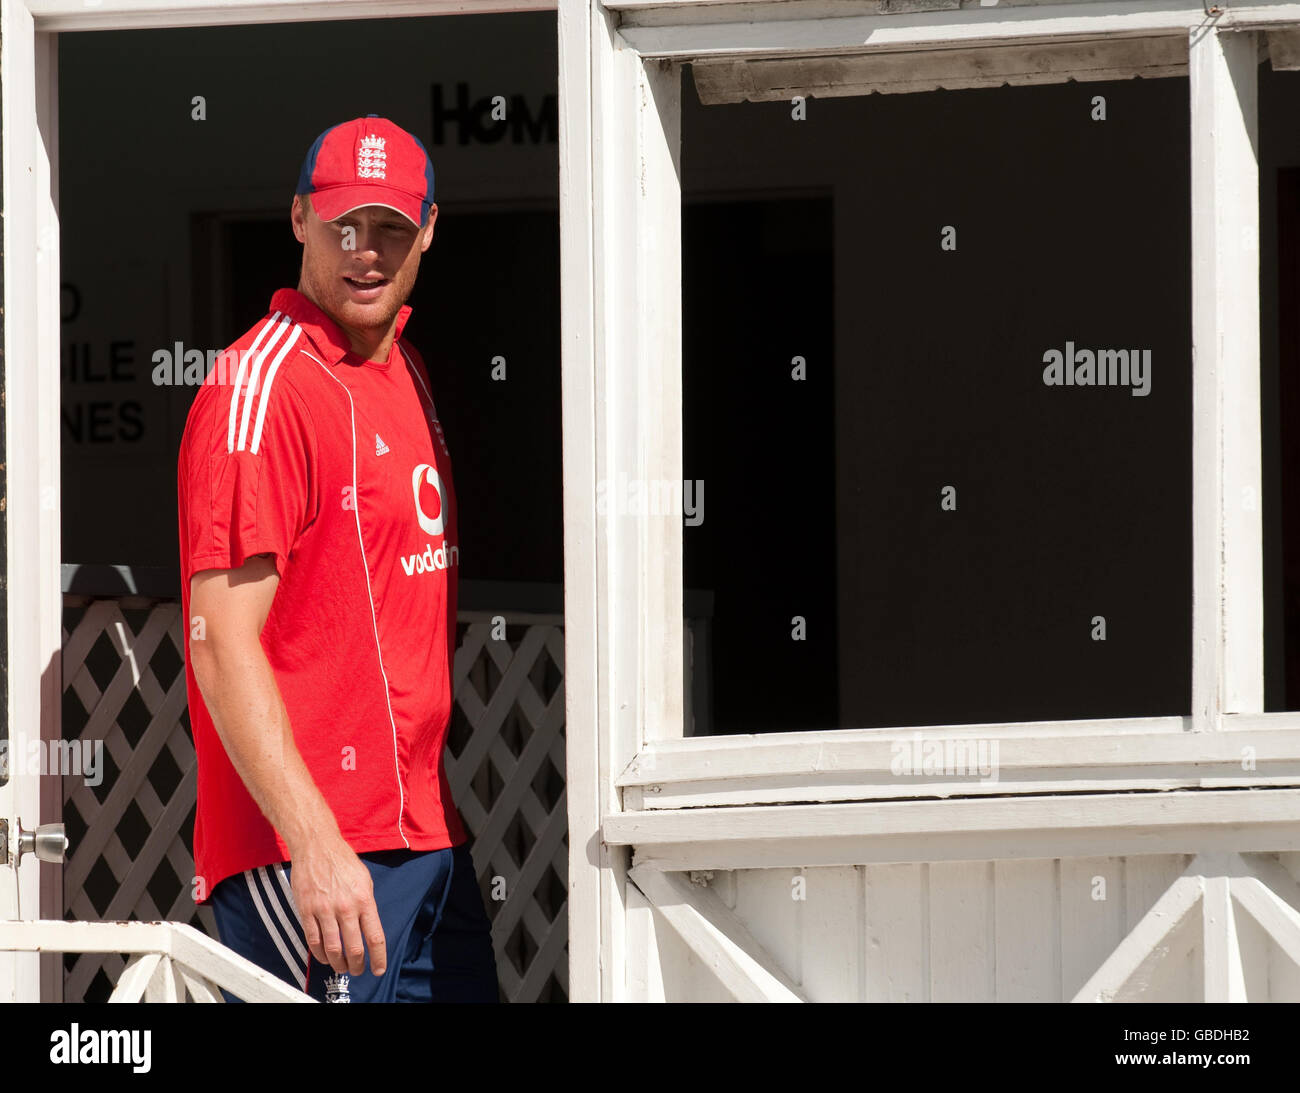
[309,183,425,227]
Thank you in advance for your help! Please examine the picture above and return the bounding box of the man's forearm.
[190,637,339,855]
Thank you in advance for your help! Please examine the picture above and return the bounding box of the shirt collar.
[268,287,413,369]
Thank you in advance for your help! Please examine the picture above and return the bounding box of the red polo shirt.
[178,288,467,900]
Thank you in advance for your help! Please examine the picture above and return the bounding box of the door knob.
[16,820,67,864]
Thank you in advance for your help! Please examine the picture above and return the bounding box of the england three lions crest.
[357,135,387,180]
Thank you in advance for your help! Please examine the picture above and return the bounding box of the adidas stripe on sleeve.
[179,315,319,580]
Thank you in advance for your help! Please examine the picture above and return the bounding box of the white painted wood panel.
[612,791,1300,871]
[629,866,807,1000]
[27,0,557,32]
[994,860,1060,1002]
[1270,931,1300,1002]
[557,0,603,1006]
[618,723,1300,809]
[928,862,994,1002]
[1190,25,1262,721]
[1202,875,1247,1001]
[625,878,666,1002]
[1123,853,1191,933]
[863,863,925,1002]
[690,35,1189,102]
[660,935,738,1003]
[619,2,1263,60]
[1145,908,1201,1003]
[798,867,861,1002]
[732,868,802,987]
[1235,903,1272,1002]
[1059,856,1124,1002]
[636,853,1230,1001]
[629,880,758,1003]
[1278,851,1300,887]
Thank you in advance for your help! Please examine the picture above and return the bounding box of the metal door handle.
[16,821,67,864]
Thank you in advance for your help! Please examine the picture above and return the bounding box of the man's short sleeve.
[179,368,318,580]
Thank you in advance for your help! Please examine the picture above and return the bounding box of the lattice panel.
[59,595,569,1004]
[61,597,207,1003]
[448,621,568,1003]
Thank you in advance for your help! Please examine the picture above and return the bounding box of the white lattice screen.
[60,593,568,1003]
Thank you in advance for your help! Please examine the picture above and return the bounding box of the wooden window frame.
[555,0,1300,998]
[571,1,1282,810]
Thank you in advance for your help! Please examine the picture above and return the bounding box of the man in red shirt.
[177,116,497,1002]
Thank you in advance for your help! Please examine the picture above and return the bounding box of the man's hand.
[288,833,388,977]
[188,553,388,979]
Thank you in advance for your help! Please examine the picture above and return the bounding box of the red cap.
[295,115,435,227]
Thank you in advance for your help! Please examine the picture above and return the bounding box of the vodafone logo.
[400,462,458,577]
[411,462,446,536]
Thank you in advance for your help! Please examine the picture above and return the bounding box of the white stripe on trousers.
[258,866,311,969]
[243,867,308,990]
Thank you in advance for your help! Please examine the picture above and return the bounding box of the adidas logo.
[375,433,390,456]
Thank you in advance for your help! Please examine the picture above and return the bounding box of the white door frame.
[2,0,62,1004]
[0,0,559,1004]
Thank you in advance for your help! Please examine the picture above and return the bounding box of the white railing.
[0,920,313,1002]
